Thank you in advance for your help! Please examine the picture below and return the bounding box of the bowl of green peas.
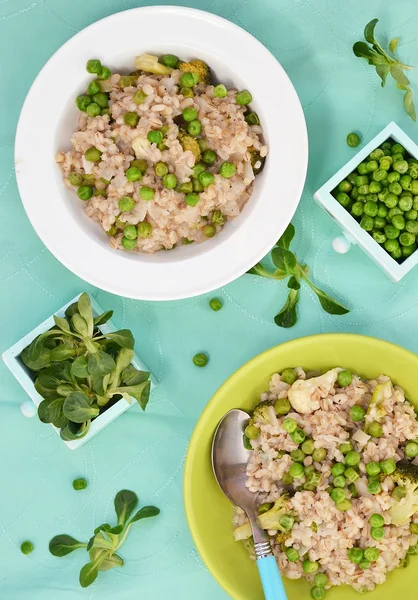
[314,122,418,282]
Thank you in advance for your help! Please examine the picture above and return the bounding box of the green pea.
[286,547,299,562]
[394,159,409,174]
[364,201,379,217]
[88,80,101,96]
[75,95,92,112]
[187,120,202,136]
[162,173,177,190]
[137,187,154,202]
[351,202,364,217]
[20,541,34,555]
[202,149,217,165]
[68,172,83,186]
[331,488,346,504]
[182,106,198,122]
[86,59,102,74]
[368,481,381,495]
[358,163,369,175]
[121,236,136,250]
[389,182,403,195]
[213,84,227,98]
[279,515,295,531]
[373,231,386,244]
[275,398,291,415]
[303,559,319,574]
[199,171,215,187]
[347,132,361,147]
[124,112,139,127]
[98,66,111,80]
[312,448,327,462]
[387,171,400,183]
[245,112,260,126]
[405,441,418,457]
[406,220,418,234]
[351,187,359,200]
[339,442,353,454]
[360,216,374,231]
[137,221,153,238]
[133,89,147,105]
[73,477,88,491]
[379,158,392,171]
[212,210,226,226]
[209,298,222,312]
[377,203,388,217]
[381,141,392,151]
[185,193,200,206]
[366,160,378,172]
[279,368,296,385]
[282,472,294,485]
[77,185,93,201]
[301,439,315,455]
[311,587,325,600]
[385,193,398,208]
[371,527,385,541]
[355,175,369,187]
[402,242,417,257]
[331,463,346,477]
[385,225,400,239]
[378,458,395,476]
[385,238,400,254]
[333,475,346,488]
[86,102,101,117]
[371,168,386,181]
[400,175,412,191]
[178,182,193,194]
[131,159,148,173]
[161,54,179,68]
[84,147,102,162]
[124,166,141,182]
[193,163,206,178]
[373,217,385,230]
[92,92,109,109]
[392,143,405,155]
[219,162,236,179]
[348,547,364,564]
[336,499,352,511]
[392,215,406,230]
[314,573,329,588]
[344,451,360,467]
[198,138,209,152]
[236,90,252,105]
[398,197,412,212]
[291,428,306,445]
[118,196,134,212]
[282,418,297,433]
[365,464,381,480]
[369,181,382,193]
[357,185,369,196]
[106,225,118,236]
[181,87,194,98]
[405,209,418,220]
[359,560,371,570]
[367,193,378,203]
[400,232,416,247]
[288,462,304,478]
[123,224,137,241]
[245,424,259,440]
[203,224,216,238]
[180,72,197,88]
[364,547,380,562]
[147,129,163,143]
[258,502,273,515]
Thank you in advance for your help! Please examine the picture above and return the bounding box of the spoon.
[212,409,288,600]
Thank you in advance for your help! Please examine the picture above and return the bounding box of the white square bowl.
[2,293,152,450]
[314,122,418,282]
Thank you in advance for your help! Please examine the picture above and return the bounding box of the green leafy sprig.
[21,293,150,441]
[248,224,349,327]
[353,18,416,121]
[49,490,160,588]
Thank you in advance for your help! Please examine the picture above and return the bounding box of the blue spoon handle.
[257,555,287,600]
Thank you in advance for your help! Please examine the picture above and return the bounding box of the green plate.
[184,334,418,600]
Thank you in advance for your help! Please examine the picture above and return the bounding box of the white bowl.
[15,6,307,300]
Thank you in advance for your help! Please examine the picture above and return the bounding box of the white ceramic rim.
[15,5,308,300]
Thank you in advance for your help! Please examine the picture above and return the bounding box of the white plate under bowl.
[15,5,307,301]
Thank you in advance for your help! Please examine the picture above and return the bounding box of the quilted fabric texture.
[1,1,418,598]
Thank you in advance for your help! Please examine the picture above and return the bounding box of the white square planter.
[314,122,418,282]
[2,293,152,450]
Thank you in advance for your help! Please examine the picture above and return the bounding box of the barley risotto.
[56,53,268,253]
[233,367,418,597]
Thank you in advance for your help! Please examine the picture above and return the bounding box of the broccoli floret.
[252,401,274,425]
[258,494,294,531]
[398,554,410,568]
[275,530,291,549]
[241,537,256,559]
[178,59,211,84]
[389,462,418,525]
[248,146,266,175]
[233,522,252,541]
[365,381,391,424]
[134,54,173,76]
[178,130,201,161]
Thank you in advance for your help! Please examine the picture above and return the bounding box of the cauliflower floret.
[288,369,339,414]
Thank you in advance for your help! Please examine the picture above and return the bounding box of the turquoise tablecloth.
[2,1,418,598]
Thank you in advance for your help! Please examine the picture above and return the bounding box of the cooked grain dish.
[56,54,267,253]
[233,367,418,596]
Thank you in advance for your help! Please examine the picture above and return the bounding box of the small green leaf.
[94,310,114,327]
[276,223,295,249]
[353,41,379,63]
[271,247,297,274]
[79,561,99,588]
[287,276,300,290]
[376,63,390,87]
[99,552,124,571]
[364,18,378,44]
[60,420,90,441]
[389,37,399,53]
[38,398,64,424]
[56,384,75,397]
[88,349,116,378]
[63,392,99,423]
[247,263,277,279]
[105,330,135,349]
[49,534,86,557]
[71,356,89,379]
[243,434,252,450]
[305,279,350,315]
[93,524,112,535]
[274,289,299,328]
[114,490,138,527]
[72,313,89,337]
[53,413,68,429]
[78,293,94,337]
[86,536,95,552]
[53,316,71,334]
[50,346,76,362]
[89,532,113,551]
[129,505,160,524]
[65,302,79,320]
[109,381,151,410]
[121,365,150,386]
[109,524,124,535]
[34,362,74,399]
[390,64,410,86]
[404,88,417,121]
[21,334,52,371]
